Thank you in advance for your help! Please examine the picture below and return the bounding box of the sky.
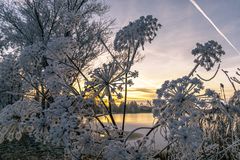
[103,0,240,102]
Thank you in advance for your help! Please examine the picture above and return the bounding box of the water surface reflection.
[100,113,167,149]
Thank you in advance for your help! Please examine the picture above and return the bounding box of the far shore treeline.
[94,101,152,114]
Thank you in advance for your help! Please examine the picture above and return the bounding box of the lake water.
[100,113,167,149]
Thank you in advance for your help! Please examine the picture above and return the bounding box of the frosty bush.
[0,1,162,157]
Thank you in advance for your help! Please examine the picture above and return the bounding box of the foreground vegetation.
[0,0,240,159]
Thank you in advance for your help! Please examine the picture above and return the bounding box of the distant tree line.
[113,101,152,113]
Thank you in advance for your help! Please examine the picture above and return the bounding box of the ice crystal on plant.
[192,40,225,71]
[114,15,161,52]
[28,95,98,158]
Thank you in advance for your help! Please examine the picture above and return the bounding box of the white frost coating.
[192,40,225,71]
[114,15,161,52]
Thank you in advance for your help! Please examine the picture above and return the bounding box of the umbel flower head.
[192,40,225,71]
[114,15,161,52]
[154,76,205,109]
[86,61,123,99]
[86,61,138,99]
[153,76,219,115]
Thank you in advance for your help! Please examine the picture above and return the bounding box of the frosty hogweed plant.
[192,40,225,71]
[114,15,161,52]
[152,76,219,158]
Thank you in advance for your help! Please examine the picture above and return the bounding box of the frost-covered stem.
[19,73,46,100]
[40,83,46,109]
[124,122,162,150]
[107,87,112,114]
[124,122,164,152]
[124,126,154,145]
[100,96,117,128]
[107,86,118,128]
[231,77,240,85]
[188,62,200,77]
[122,42,140,132]
[96,147,106,160]
[196,63,221,81]
[34,82,40,101]
[152,139,177,158]
[222,69,237,92]
[145,123,161,137]
[122,72,128,132]
[95,116,110,137]
[135,122,162,150]
[99,37,124,71]
[121,45,131,133]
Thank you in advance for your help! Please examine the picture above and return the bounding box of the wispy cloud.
[128,88,155,94]
[190,0,240,55]
[127,87,156,101]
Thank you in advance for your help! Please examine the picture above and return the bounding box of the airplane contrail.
[190,0,240,55]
